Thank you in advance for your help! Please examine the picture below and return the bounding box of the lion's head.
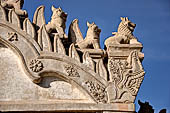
[117,17,136,35]
[51,6,67,22]
[86,22,101,39]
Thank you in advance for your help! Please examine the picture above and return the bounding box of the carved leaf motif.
[108,58,125,86]
[83,51,95,71]
[38,25,52,52]
[0,5,7,21]
[54,35,66,55]
[64,65,80,77]
[68,19,84,44]
[23,18,36,40]
[8,10,21,28]
[85,81,107,103]
[69,43,80,62]
[33,5,46,31]
[123,51,145,96]
[96,59,108,81]
[108,50,145,102]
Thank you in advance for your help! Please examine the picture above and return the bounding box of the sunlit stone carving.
[0,0,145,112]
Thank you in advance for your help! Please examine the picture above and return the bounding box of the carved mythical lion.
[45,6,68,39]
[69,19,101,49]
[0,0,27,16]
[105,17,140,47]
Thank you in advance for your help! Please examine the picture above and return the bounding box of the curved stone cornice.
[0,20,108,103]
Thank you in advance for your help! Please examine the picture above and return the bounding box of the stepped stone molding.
[0,1,145,113]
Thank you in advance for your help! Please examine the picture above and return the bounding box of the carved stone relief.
[45,6,68,39]
[8,32,18,42]
[0,0,146,112]
[69,20,101,49]
[105,17,141,48]
[85,81,108,103]
[0,0,27,16]
[29,59,44,73]
[64,65,80,77]
[107,50,145,103]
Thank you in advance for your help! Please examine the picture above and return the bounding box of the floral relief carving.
[64,65,80,77]
[85,81,107,103]
[108,50,145,102]
[29,59,44,72]
[8,32,18,42]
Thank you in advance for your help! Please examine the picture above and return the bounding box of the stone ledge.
[107,44,143,59]
[0,101,135,112]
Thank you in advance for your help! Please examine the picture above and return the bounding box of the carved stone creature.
[105,17,140,47]
[77,22,101,49]
[69,19,101,49]
[0,0,27,16]
[45,6,68,39]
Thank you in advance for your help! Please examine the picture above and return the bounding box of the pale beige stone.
[45,6,68,39]
[0,1,146,112]
[33,5,46,30]
[77,22,101,49]
[105,17,141,48]
[8,9,21,28]
[23,18,36,40]
[53,34,66,55]
[0,0,27,16]
[38,25,52,52]
[0,5,7,21]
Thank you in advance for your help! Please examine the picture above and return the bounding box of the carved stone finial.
[0,0,27,16]
[76,22,101,49]
[45,6,68,39]
[105,17,141,48]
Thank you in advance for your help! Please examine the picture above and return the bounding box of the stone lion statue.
[45,6,68,39]
[0,0,27,16]
[75,21,101,49]
[105,17,140,47]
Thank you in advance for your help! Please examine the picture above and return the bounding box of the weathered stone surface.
[45,6,67,39]
[0,1,146,112]
[105,17,141,48]
[0,0,27,16]
[0,5,7,21]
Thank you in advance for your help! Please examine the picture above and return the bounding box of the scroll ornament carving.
[108,50,145,102]
[29,59,44,72]
[85,81,107,103]
[64,65,80,77]
[8,32,18,42]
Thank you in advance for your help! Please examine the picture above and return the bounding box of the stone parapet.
[0,1,145,113]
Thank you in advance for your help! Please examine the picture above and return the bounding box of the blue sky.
[24,0,170,112]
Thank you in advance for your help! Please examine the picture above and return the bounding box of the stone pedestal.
[106,43,145,104]
[107,43,143,59]
[77,48,106,62]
